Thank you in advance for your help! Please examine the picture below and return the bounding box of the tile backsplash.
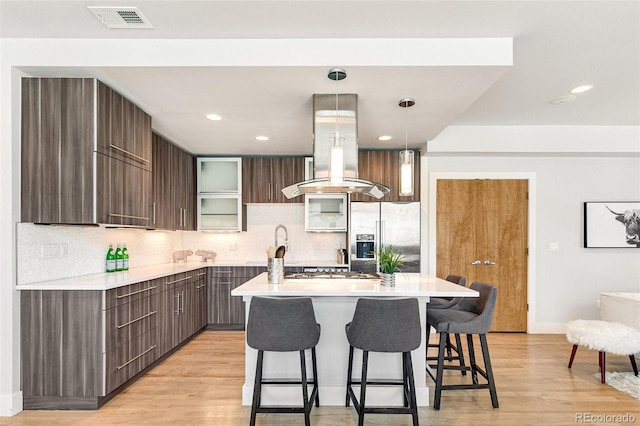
[17,204,346,284]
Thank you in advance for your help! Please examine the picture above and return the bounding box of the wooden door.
[436,179,528,332]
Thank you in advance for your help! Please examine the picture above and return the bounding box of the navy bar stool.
[345,297,421,426]
[246,296,321,426]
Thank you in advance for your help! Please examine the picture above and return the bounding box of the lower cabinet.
[208,266,267,329]
[20,268,209,410]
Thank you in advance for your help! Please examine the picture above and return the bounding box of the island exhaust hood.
[281,77,390,199]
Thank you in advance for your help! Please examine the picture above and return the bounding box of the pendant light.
[399,98,415,197]
[328,68,346,184]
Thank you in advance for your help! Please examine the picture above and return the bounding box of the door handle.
[471,260,481,266]
[484,260,496,266]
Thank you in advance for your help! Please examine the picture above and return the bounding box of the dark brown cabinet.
[351,150,421,202]
[152,134,196,230]
[21,77,153,226]
[208,266,268,329]
[242,157,305,203]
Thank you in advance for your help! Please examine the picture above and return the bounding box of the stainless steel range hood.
[281,93,390,199]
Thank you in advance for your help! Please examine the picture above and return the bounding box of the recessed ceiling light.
[205,113,222,121]
[570,84,594,94]
[256,136,269,142]
[378,135,392,141]
[549,95,576,105]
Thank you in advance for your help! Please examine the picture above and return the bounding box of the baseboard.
[0,390,23,417]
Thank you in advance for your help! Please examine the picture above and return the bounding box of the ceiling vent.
[87,6,153,29]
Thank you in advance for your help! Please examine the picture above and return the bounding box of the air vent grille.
[87,6,153,29]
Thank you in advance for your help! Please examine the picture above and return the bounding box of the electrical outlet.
[40,244,59,259]
[549,242,559,252]
[59,243,68,257]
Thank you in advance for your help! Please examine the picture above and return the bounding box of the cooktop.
[285,271,380,280]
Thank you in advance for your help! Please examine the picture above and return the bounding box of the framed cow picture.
[584,202,640,248]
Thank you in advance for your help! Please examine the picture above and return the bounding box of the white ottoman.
[566,319,640,383]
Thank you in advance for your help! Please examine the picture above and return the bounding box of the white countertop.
[16,260,345,291]
[231,272,479,298]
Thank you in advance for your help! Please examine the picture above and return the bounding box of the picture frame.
[584,202,640,248]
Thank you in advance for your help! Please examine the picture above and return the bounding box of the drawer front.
[105,294,158,352]
[105,327,158,394]
[210,267,233,284]
[105,279,160,309]
[163,272,193,291]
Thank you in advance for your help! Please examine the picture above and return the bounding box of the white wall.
[426,126,640,332]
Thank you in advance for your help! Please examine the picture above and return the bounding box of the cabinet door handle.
[175,293,180,315]
[268,182,272,200]
[109,144,150,164]
[152,202,156,225]
[167,276,192,285]
[116,345,157,370]
[180,291,185,313]
[109,213,150,221]
[196,284,206,289]
[117,311,157,329]
[116,286,157,299]
[196,272,206,277]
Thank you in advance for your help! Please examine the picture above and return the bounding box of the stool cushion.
[566,320,640,355]
[247,296,320,352]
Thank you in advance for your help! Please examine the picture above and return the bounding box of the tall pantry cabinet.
[21,78,153,227]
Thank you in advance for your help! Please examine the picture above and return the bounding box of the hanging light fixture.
[328,68,346,184]
[398,98,415,197]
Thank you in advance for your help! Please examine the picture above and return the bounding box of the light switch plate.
[549,242,559,252]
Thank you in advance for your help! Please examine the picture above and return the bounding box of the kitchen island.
[231,272,478,407]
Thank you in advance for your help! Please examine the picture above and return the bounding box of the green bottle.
[106,244,116,273]
[122,244,129,271]
[115,244,123,272]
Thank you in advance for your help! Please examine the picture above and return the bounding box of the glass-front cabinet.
[198,195,244,231]
[305,194,347,232]
[196,157,244,231]
[197,157,242,193]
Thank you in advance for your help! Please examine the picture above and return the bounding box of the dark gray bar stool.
[246,296,321,426]
[426,282,499,410]
[345,297,421,426]
[426,275,468,373]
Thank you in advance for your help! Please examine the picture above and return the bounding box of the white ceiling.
[2,1,638,156]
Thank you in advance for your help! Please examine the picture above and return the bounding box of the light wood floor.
[3,331,639,425]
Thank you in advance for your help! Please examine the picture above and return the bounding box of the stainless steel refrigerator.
[349,202,420,273]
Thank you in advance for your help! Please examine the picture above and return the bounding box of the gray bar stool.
[426,275,468,374]
[345,297,421,426]
[246,296,321,426]
[426,282,499,410]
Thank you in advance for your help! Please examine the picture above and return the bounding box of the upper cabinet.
[351,150,421,202]
[96,82,152,172]
[152,134,196,231]
[21,78,153,226]
[197,158,242,193]
[196,158,245,231]
[242,156,305,203]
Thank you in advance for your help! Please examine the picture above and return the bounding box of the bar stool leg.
[599,351,606,384]
[479,334,499,409]
[402,353,409,407]
[568,344,579,368]
[299,350,310,426]
[404,351,419,426]
[250,350,264,426]
[346,345,354,407]
[466,334,479,384]
[453,333,467,376]
[358,351,369,426]
[311,347,320,406]
[433,332,447,410]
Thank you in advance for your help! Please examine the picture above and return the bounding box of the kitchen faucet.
[275,224,288,251]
